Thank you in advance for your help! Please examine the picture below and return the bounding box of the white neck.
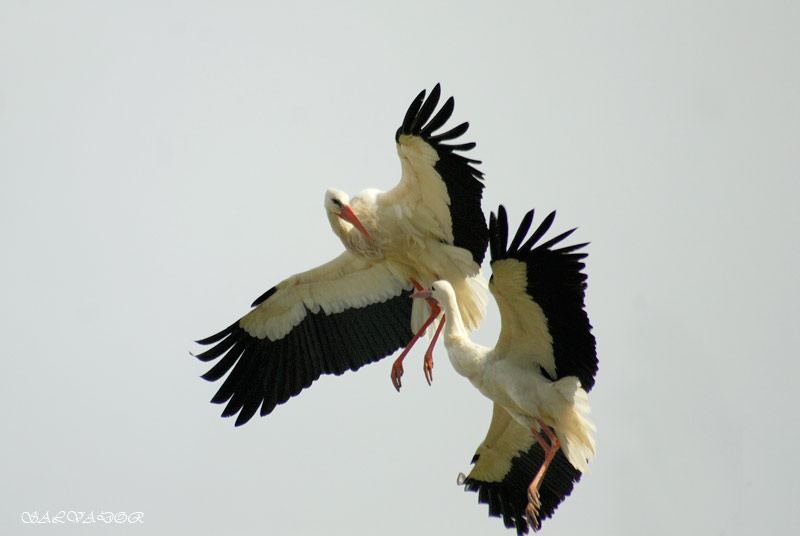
[326,210,382,260]
[327,211,365,250]
[436,284,488,380]
[327,210,350,241]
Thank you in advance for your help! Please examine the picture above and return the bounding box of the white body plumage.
[427,280,595,473]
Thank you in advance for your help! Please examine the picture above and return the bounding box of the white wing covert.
[379,84,488,272]
[488,207,597,390]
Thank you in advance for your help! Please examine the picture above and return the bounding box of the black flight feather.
[508,209,534,254]
[421,96,455,137]
[396,85,488,266]
[195,289,415,425]
[464,440,581,535]
[489,205,597,391]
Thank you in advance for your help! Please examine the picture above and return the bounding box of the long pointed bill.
[409,288,433,300]
[339,205,372,241]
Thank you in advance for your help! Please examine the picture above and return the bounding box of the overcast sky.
[2,2,798,535]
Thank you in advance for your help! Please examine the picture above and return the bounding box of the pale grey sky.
[2,2,798,535]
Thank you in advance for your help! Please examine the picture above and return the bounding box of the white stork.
[195,85,488,425]
[410,206,598,533]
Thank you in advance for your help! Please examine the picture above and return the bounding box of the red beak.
[339,205,372,241]
[410,288,433,300]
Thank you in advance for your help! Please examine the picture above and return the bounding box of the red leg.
[538,418,559,445]
[526,419,561,531]
[531,426,551,451]
[391,279,441,391]
[423,314,445,386]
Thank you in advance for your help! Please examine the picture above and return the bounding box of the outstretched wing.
[488,206,597,391]
[378,83,488,268]
[461,404,582,535]
[195,252,415,426]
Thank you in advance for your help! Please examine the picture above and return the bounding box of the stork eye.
[331,199,343,208]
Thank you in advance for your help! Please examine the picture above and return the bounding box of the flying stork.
[194,85,489,426]
[410,206,598,533]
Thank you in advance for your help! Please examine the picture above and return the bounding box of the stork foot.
[391,359,404,391]
[422,313,444,387]
[423,352,434,386]
[526,487,542,532]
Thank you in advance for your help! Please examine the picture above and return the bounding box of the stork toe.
[525,499,541,532]
[423,353,434,385]
[391,360,404,391]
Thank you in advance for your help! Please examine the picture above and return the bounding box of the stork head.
[324,188,372,241]
[410,280,455,306]
[324,188,350,215]
[410,280,464,337]
[409,287,434,302]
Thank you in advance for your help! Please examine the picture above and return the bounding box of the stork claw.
[423,352,434,386]
[525,491,542,532]
[391,360,404,391]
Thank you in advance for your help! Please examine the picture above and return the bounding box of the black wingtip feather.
[195,322,237,346]
[538,228,577,251]
[251,286,277,307]
[397,88,427,141]
[558,242,590,254]
[410,83,440,133]
[421,96,455,137]
[442,141,477,152]
[518,211,556,253]
[193,337,235,362]
[489,210,498,261]
[490,205,509,258]
[200,343,245,381]
[429,120,467,142]
[508,209,534,254]
[210,388,233,405]
[497,206,509,258]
